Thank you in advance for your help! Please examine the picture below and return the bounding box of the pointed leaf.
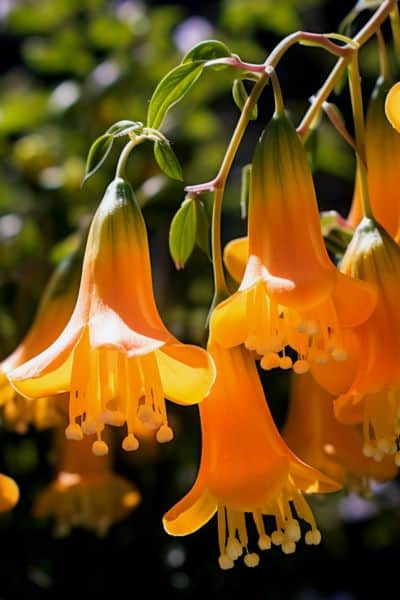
[82,133,113,185]
[147,62,204,129]
[154,140,183,181]
[169,197,197,269]
[195,200,211,260]
[232,80,258,120]
[106,120,143,137]
[182,39,231,63]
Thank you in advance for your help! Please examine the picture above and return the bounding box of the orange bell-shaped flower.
[7,178,215,454]
[330,217,400,465]
[284,372,397,490]
[349,78,400,238]
[0,249,81,432]
[163,336,340,570]
[34,431,140,536]
[211,113,376,374]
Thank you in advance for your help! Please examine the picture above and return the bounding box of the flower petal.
[0,474,19,512]
[163,484,217,536]
[209,291,248,348]
[223,236,248,283]
[155,344,215,405]
[332,271,377,327]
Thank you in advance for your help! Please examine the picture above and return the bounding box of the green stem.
[210,72,270,300]
[390,3,400,63]
[115,135,146,179]
[348,54,373,219]
[298,0,395,137]
[266,67,285,115]
[376,28,391,80]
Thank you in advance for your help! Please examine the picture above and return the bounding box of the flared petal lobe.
[8,178,215,452]
[212,114,376,374]
[164,336,340,569]
[385,80,400,133]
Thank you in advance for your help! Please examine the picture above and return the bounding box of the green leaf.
[147,62,204,129]
[82,134,113,185]
[182,39,231,63]
[106,120,143,137]
[169,197,197,269]
[232,79,258,120]
[195,200,211,260]
[154,140,183,181]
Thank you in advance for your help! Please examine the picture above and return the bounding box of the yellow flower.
[328,217,400,465]
[7,178,215,454]
[34,432,140,537]
[211,113,376,374]
[349,78,400,238]
[0,474,19,513]
[163,337,340,570]
[385,80,400,133]
[284,372,396,490]
[0,249,81,432]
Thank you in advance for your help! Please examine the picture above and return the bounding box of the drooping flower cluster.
[3,14,400,574]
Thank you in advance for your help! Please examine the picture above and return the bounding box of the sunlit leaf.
[154,140,183,181]
[182,39,231,63]
[147,62,204,129]
[82,134,113,185]
[169,197,197,269]
[195,200,211,260]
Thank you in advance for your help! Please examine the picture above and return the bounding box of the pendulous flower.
[0,249,82,432]
[7,178,215,454]
[34,432,140,537]
[163,336,340,569]
[283,372,396,491]
[211,113,376,374]
[385,80,400,133]
[329,217,400,465]
[349,78,400,238]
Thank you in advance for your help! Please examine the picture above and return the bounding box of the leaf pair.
[82,120,143,185]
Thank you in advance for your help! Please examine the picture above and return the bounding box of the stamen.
[244,552,260,567]
[65,423,83,441]
[92,440,109,456]
[122,433,140,451]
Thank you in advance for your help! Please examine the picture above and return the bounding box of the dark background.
[0,1,399,598]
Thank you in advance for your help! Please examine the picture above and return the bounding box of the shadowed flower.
[34,432,140,537]
[283,373,396,491]
[7,178,215,454]
[385,80,400,133]
[211,113,376,375]
[163,337,340,569]
[0,249,82,432]
[0,474,19,513]
[330,217,400,465]
[349,78,400,238]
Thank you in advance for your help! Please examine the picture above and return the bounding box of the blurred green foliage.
[0,0,399,598]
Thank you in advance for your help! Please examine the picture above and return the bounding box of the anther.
[285,519,301,542]
[362,443,375,458]
[279,356,293,370]
[65,423,83,441]
[258,534,271,550]
[293,359,309,375]
[226,538,242,560]
[281,541,296,554]
[92,440,109,456]
[156,424,174,443]
[260,352,280,370]
[122,434,140,451]
[218,554,234,570]
[271,530,283,545]
[244,553,260,568]
[305,529,321,545]
[101,409,125,426]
